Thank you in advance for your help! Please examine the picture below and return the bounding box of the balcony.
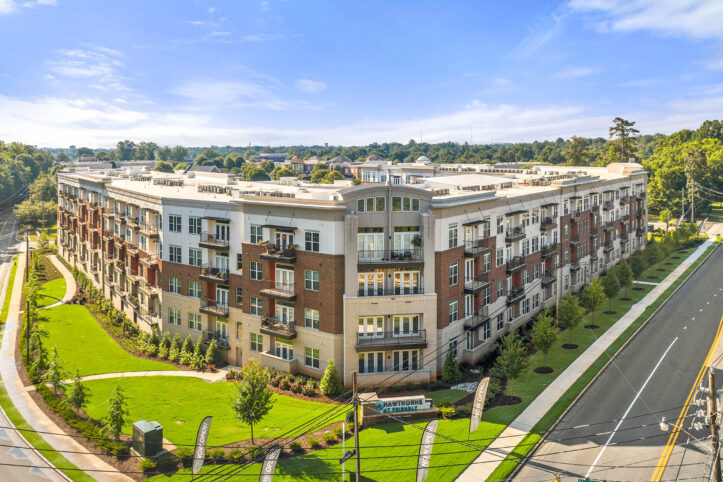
[604,241,614,252]
[102,229,113,240]
[507,255,525,274]
[138,280,160,297]
[620,195,630,204]
[139,309,160,328]
[570,210,582,220]
[621,214,630,222]
[570,260,581,271]
[259,280,297,301]
[126,216,140,229]
[635,211,643,220]
[140,255,159,267]
[506,287,525,305]
[357,249,423,269]
[356,330,427,351]
[200,299,230,317]
[357,286,423,297]
[203,330,231,349]
[542,243,558,258]
[542,271,556,287]
[464,239,490,258]
[199,232,230,251]
[590,250,599,261]
[139,223,159,238]
[602,201,614,211]
[464,273,490,294]
[620,232,629,242]
[540,217,557,231]
[505,226,526,243]
[464,307,490,331]
[261,317,298,339]
[570,234,581,246]
[102,211,115,220]
[260,243,297,263]
[638,192,646,200]
[200,265,230,284]
[636,227,646,236]
[603,221,615,231]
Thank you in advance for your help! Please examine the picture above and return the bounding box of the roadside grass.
[709,202,723,223]
[425,389,469,406]
[486,242,719,481]
[0,256,92,482]
[36,278,67,307]
[81,377,346,447]
[38,304,177,376]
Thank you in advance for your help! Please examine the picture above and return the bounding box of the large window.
[169,308,181,326]
[304,270,320,291]
[496,248,504,267]
[359,352,384,373]
[305,231,320,252]
[250,297,263,315]
[392,350,419,371]
[305,347,320,369]
[169,215,182,233]
[393,315,420,335]
[250,225,263,244]
[449,300,458,324]
[358,317,383,337]
[189,281,201,299]
[449,262,458,286]
[357,197,386,213]
[250,262,262,281]
[391,196,419,212]
[275,341,294,360]
[448,224,458,249]
[169,245,182,263]
[236,288,243,305]
[188,248,202,266]
[250,333,263,352]
[189,313,202,331]
[305,308,320,330]
[169,277,181,294]
[188,216,201,235]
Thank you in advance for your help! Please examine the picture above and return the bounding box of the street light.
[659,416,711,453]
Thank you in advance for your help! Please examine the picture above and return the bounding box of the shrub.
[144,343,158,357]
[346,410,354,424]
[157,345,169,359]
[404,382,414,391]
[280,378,291,391]
[168,346,180,362]
[323,433,337,444]
[442,351,462,384]
[175,447,194,467]
[289,441,303,452]
[485,377,502,403]
[270,377,281,388]
[205,340,221,365]
[456,406,471,418]
[157,453,178,472]
[320,360,342,396]
[228,449,244,463]
[190,353,205,371]
[420,382,429,390]
[292,383,303,394]
[180,351,193,366]
[308,437,322,449]
[436,399,451,408]
[140,458,157,473]
[303,380,317,397]
[333,427,344,439]
[246,445,262,459]
[437,406,455,420]
[208,447,226,462]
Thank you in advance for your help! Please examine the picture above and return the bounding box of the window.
[305,308,320,330]
[483,287,491,305]
[189,313,202,331]
[533,265,540,280]
[481,321,490,341]
[250,262,262,281]
[522,298,530,315]
[496,248,504,267]
[449,339,458,359]
[275,341,294,360]
[448,224,458,249]
[359,352,384,374]
[449,300,458,324]
[497,313,504,331]
[188,217,201,235]
[250,333,263,352]
[522,239,530,256]
[236,288,243,305]
[523,270,530,284]
[532,293,540,310]
[169,277,181,294]
[169,245,182,263]
[250,297,262,316]
[169,215,182,233]
[236,253,243,270]
[250,225,263,244]
[563,225,569,240]
[564,274,570,291]
[449,262,458,286]
[188,248,202,266]
[391,196,419,212]
[305,231,320,252]
[497,216,504,234]
[305,347,320,369]
[532,236,539,252]
[169,308,181,326]
[304,270,320,290]
[392,349,419,371]
[189,281,201,299]
[236,322,243,340]
[483,253,491,272]
[497,281,504,298]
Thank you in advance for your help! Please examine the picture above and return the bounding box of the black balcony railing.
[464,239,490,257]
[356,330,427,349]
[203,330,230,349]
[542,272,556,287]
[507,255,525,273]
[200,264,230,283]
[200,299,230,317]
[358,286,423,297]
[463,307,489,331]
[199,232,230,249]
[261,317,298,339]
[464,274,490,293]
[542,243,558,257]
[358,249,423,264]
[260,280,297,300]
[260,242,297,262]
[604,241,614,252]
[505,226,526,243]
[602,201,614,211]
[507,287,525,304]
[541,217,557,231]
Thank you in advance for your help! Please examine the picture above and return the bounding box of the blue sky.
[1,0,722,147]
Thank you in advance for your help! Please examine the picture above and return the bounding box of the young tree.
[231,360,274,443]
[205,340,221,366]
[442,350,462,384]
[559,295,584,345]
[65,370,89,415]
[320,360,342,396]
[494,332,529,396]
[659,208,672,233]
[181,334,194,354]
[601,271,620,309]
[43,347,65,394]
[191,336,206,370]
[580,278,607,326]
[531,311,558,368]
[629,255,646,282]
[105,384,129,439]
[616,260,634,296]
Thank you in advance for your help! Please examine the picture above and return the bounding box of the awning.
[263,224,297,232]
[462,219,486,227]
[505,210,526,217]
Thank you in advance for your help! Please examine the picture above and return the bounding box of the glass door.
[358,272,384,296]
[215,223,229,242]
[464,259,474,283]
[216,320,228,340]
[358,233,384,262]
[394,271,420,294]
[358,317,383,337]
[216,287,228,308]
[275,268,294,290]
[275,304,294,324]
[275,232,294,249]
[465,294,473,317]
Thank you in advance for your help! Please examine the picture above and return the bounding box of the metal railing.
[505,226,525,242]
[356,329,427,347]
[200,232,230,248]
[463,307,489,331]
[542,243,558,257]
[200,264,230,282]
[464,239,490,256]
[541,217,557,230]
[200,299,230,317]
[203,330,230,349]
[357,248,423,264]
[357,286,424,297]
[261,317,298,338]
[507,255,525,271]
[260,280,296,297]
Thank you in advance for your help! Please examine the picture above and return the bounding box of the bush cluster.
[267,370,320,397]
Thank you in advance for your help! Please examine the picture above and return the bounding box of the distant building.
[189,165,221,173]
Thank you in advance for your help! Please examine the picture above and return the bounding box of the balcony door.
[358,316,383,338]
[464,259,474,283]
[275,303,294,324]
[275,267,294,290]
[465,294,474,317]
[393,315,420,336]
[393,230,419,253]
[215,223,229,242]
[358,272,383,296]
[275,232,294,249]
[216,287,228,308]
[394,271,420,294]
[358,232,384,261]
[215,253,229,272]
[464,226,475,244]
[216,320,228,340]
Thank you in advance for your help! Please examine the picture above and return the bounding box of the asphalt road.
[514,244,723,482]
[0,209,65,482]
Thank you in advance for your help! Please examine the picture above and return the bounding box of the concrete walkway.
[457,240,715,481]
[38,255,76,310]
[55,368,230,386]
[0,252,133,482]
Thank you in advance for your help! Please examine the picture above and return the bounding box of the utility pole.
[682,186,686,221]
[25,300,30,364]
[709,366,721,482]
[691,183,695,224]
[352,371,361,482]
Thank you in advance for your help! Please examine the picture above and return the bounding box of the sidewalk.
[0,252,133,482]
[457,240,715,481]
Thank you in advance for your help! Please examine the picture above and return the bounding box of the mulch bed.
[584,324,600,330]
[603,310,617,315]
[647,276,658,280]
[487,394,522,409]
[633,287,644,291]
[534,366,554,374]
[620,297,632,301]
[672,257,681,259]
[562,343,578,350]
[656,268,666,272]
[665,262,673,265]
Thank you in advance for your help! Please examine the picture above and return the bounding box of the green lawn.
[425,389,469,406]
[1,257,18,325]
[81,377,346,447]
[36,278,67,307]
[39,304,177,376]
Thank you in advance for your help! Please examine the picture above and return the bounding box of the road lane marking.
[584,337,679,478]
[651,314,723,481]
[573,424,589,429]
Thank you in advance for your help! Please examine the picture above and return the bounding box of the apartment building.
[57,162,648,387]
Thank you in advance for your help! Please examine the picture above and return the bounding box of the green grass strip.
[0,257,18,325]
[485,243,719,481]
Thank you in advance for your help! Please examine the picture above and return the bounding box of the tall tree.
[442,350,462,384]
[580,278,607,326]
[43,347,65,394]
[170,145,188,163]
[115,140,136,161]
[153,161,174,173]
[531,311,558,368]
[231,360,274,443]
[609,117,640,163]
[559,294,584,345]
[601,270,620,310]
[617,260,634,296]
[135,141,159,160]
[565,136,590,166]
[155,146,172,161]
[629,255,646,282]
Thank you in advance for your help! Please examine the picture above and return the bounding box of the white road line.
[584,336,679,478]
[573,424,590,429]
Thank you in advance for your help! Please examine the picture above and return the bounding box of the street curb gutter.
[507,243,720,481]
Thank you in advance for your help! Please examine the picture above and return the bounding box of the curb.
[507,242,720,481]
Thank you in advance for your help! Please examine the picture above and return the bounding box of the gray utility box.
[132,420,163,457]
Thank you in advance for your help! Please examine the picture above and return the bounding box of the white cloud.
[569,0,723,40]
[557,66,599,79]
[0,0,16,14]
[46,46,128,91]
[2,91,722,148]
[295,79,326,94]
[513,8,569,59]
[1,0,54,13]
